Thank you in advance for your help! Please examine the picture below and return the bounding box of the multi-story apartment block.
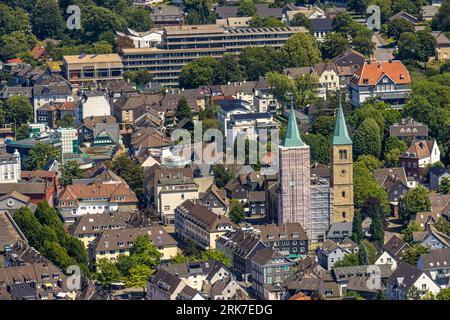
[121,25,307,86]
[57,182,138,223]
[255,223,309,259]
[58,128,78,155]
[175,200,234,250]
[62,54,124,86]
[226,112,279,142]
[90,226,178,265]
[0,149,21,184]
[251,247,294,300]
[389,118,429,141]
[154,168,199,225]
[349,60,411,107]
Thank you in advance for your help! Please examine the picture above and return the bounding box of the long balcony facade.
[121,25,307,87]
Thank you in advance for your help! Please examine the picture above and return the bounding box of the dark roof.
[252,246,287,265]
[429,165,449,177]
[387,261,426,291]
[310,18,333,31]
[383,235,409,260]
[419,248,450,269]
[256,223,308,242]
[216,99,249,112]
[230,112,272,122]
[148,268,182,295]
[177,200,234,232]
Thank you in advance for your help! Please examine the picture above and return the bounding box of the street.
[372,32,395,61]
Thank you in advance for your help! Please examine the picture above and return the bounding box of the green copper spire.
[332,95,352,145]
[282,107,305,148]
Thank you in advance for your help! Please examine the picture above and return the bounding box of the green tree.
[386,19,415,41]
[416,30,438,63]
[82,5,126,42]
[266,72,295,108]
[0,3,29,36]
[125,264,153,290]
[126,7,153,32]
[354,161,389,212]
[436,287,450,300]
[179,57,218,88]
[212,164,236,189]
[435,216,450,236]
[61,160,84,186]
[25,142,61,170]
[358,241,370,265]
[353,118,382,159]
[431,0,450,32]
[439,177,450,194]
[213,54,245,85]
[129,235,162,269]
[110,154,144,197]
[239,46,286,80]
[356,155,383,173]
[346,0,368,15]
[282,32,322,67]
[175,96,193,122]
[370,205,385,247]
[312,116,336,139]
[248,16,285,28]
[384,148,402,167]
[183,0,217,24]
[96,258,123,286]
[401,221,423,244]
[114,36,134,52]
[124,70,154,88]
[237,0,256,17]
[321,32,349,59]
[352,210,364,244]
[334,253,360,267]
[229,199,245,224]
[32,0,65,39]
[5,95,33,124]
[352,35,376,57]
[0,31,38,60]
[402,244,430,265]
[201,250,232,268]
[384,137,408,156]
[401,186,431,222]
[332,12,356,37]
[302,134,330,165]
[290,13,312,30]
[57,115,75,128]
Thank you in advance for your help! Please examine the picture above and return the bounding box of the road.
[372,32,395,61]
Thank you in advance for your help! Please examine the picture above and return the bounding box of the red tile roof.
[352,60,410,86]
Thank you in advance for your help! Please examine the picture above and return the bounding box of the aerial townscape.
[1,0,450,304]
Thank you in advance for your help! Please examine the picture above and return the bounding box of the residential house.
[331,49,366,86]
[253,77,280,114]
[316,239,357,270]
[326,222,352,243]
[349,60,411,107]
[389,11,419,25]
[116,28,163,49]
[113,93,162,127]
[254,223,309,259]
[147,268,186,300]
[220,81,256,105]
[400,139,440,181]
[389,118,429,141]
[216,99,250,131]
[251,247,294,300]
[32,82,73,121]
[36,101,76,129]
[412,224,450,249]
[374,167,412,218]
[130,127,171,159]
[57,182,138,223]
[226,112,279,143]
[432,31,450,62]
[150,6,183,27]
[154,168,199,225]
[375,235,410,271]
[199,185,228,216]
[417,248,450,288]
[78,116,119,147]
[0,210,27,254]
[79,92,112,121]
[175,200,234,250]
[210,276,246,300]
[0,150,21,184]
[161,260,230,293]
[69,211,131,248]
[215,229,266,282]
[386,261,440,300]
[310,18,333,42]
[90,226,178,265]
[430,165,450,190]
[285,5,326,25]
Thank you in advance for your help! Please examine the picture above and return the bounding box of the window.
[284,266,289,271]
[342,191,346,198]
[267,276,273,284]
[339,150,348,160]
[342,212,346,219]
